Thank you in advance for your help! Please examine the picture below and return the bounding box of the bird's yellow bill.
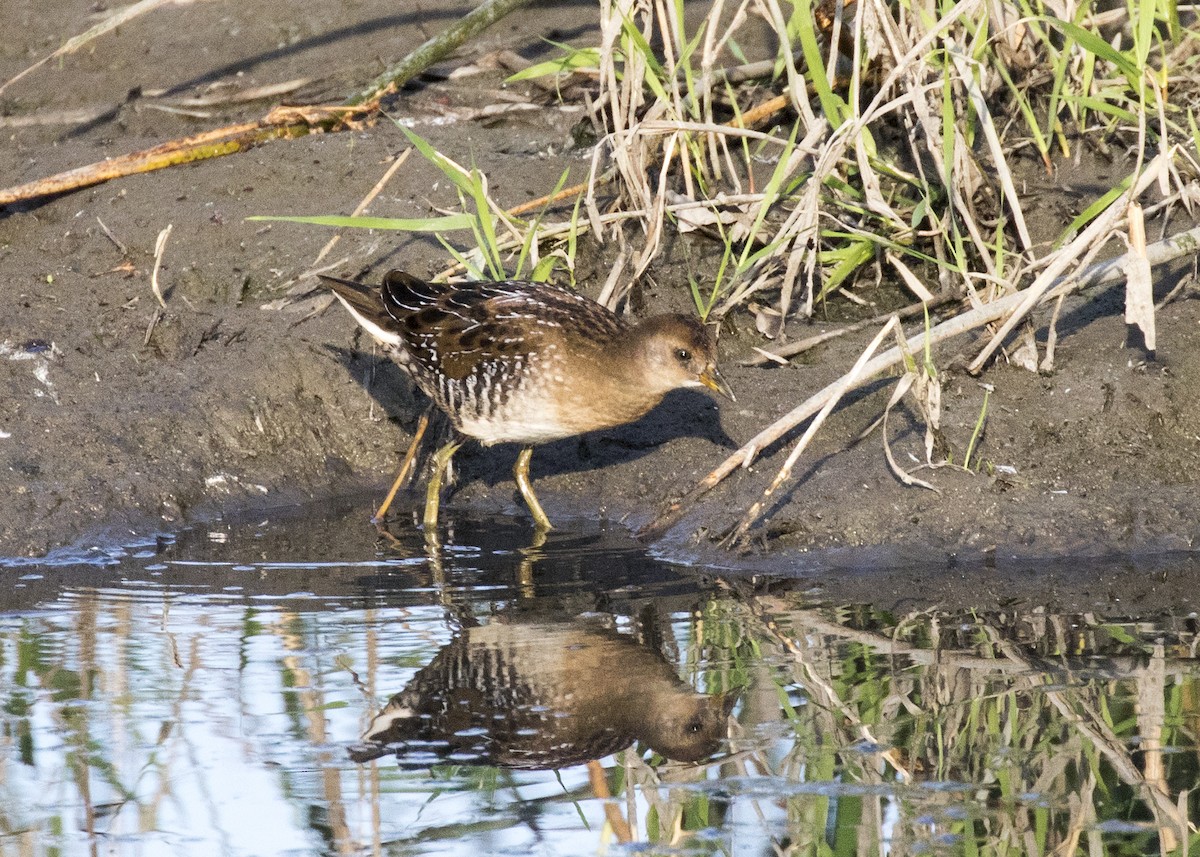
[699,365,735,401]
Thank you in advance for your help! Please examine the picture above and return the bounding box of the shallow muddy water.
[1,505,1198,856]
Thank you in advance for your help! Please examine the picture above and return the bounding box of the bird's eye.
[675,348,691,362]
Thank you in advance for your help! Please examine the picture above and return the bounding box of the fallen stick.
[0,108,332,207]
[349,0,535,105]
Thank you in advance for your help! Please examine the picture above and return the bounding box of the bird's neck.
[603,320,666,382]
[597,335,669,414]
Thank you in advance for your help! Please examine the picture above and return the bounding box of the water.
[1,503,1199,856]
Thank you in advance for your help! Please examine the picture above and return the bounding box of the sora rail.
[320,271,733,530]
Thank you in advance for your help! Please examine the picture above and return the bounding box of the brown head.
[626,314,735,402]
[643,689,739,762]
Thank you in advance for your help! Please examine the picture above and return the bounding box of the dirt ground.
[4,0,1200,577]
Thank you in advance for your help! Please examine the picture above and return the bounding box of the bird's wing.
[380,274,625,382]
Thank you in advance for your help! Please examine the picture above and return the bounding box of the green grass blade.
[1037,17,1140,84]
[466,167,504,279]
[397,124,475,195]
[792,0,848,125]
[506,46,601,82]
[1055,175,1132,248]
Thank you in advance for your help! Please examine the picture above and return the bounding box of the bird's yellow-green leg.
[514,446,552,531]
[424,440,463,531]
[372,407,431,523]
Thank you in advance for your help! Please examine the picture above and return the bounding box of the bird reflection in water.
[349,620,737,769]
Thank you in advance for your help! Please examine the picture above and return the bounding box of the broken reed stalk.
[310,148,413,269]
[505,102,796,220]
[0,0,535,208]
[639,216,1200,541]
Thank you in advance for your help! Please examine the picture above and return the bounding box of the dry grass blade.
[638,119,797,146]
[586,760,633,842]
[95,217,128,255]
[759,0,984,321]
[946,42,1033,253]
[156,77,312,108]
[886,254,936,303]
[150,224,173,308]
[315,149,411,262]
[265,148,414,310]
[641,300,1004,541]
[1038,295,1066,373]
[879,374,939,491]
[0,106,113,128]
[967,152,1168,373]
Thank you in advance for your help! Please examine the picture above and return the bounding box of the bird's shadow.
[323,342,421,423]
[322,343,737,490]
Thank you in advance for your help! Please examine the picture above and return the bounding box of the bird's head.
[644,689,739,762]
[632,315,735,401]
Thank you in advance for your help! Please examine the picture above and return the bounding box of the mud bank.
[4,0,1200,571]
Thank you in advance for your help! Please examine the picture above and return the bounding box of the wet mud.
[4,0,1200,585]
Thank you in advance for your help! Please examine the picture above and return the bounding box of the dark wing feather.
[379,274,627,382]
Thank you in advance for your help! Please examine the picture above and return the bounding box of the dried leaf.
[886,252,936,303]
[1123,201,1156,352]
[1009,325,1039,372]
[750,302,784,338]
